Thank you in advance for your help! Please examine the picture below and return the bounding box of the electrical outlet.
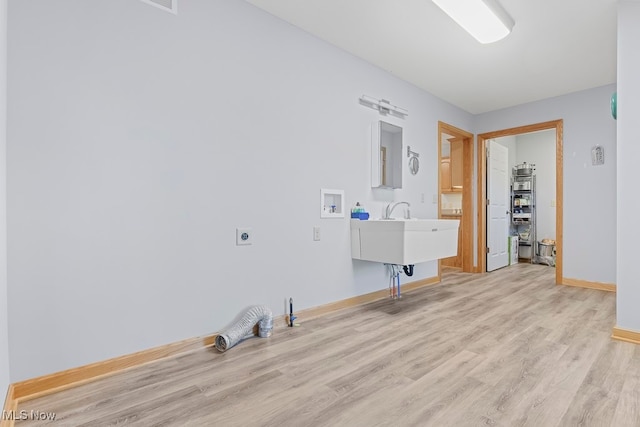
[236,228,253,245]
[421,193,425,203]
[313,226,321,241]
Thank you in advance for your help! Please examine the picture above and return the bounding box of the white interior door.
[487,140,509,271]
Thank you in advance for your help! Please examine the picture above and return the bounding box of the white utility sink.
[350,218,460,265]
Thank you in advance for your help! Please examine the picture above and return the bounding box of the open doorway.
[477,120,563,284]
[438,121,474,276]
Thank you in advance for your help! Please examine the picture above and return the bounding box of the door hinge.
[486,199,490,206]
[486,147,490,158]
[486,247,490,254]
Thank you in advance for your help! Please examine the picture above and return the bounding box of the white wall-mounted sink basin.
[350,218,460,265]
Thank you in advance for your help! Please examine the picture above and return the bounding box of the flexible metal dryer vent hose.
[215,305,273,352]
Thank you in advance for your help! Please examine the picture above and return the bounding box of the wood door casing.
[477,119,563,284]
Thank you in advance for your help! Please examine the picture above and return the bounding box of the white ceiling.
[245,0,618,114]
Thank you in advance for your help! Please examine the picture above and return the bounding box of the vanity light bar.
[359,95,409,117]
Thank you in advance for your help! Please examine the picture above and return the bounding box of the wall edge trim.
[561,277,616,293]
[612,326,640,344]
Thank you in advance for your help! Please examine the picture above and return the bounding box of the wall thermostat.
[591,145,605,166]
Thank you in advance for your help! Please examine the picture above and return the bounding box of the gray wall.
[475,84,617,284]
[7,0,473,381]
[0,0,9,397]
[617,1,639,331]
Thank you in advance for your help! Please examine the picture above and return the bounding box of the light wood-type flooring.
[16,264,639,426]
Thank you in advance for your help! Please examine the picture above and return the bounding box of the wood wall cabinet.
[450,139,463,189]
[441,139,463,192]
[440,158,451,191]
[441,215,462,268]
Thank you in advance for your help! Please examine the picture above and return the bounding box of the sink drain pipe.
[403,265,414,276]
[215,305,273,352]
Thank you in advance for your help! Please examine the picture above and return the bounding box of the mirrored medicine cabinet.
[371,120,403,189]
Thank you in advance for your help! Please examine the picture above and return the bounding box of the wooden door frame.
[438,121,474,276]
[477,119,563,284]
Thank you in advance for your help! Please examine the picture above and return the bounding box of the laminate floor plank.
[17,264,634,426]
[330,349,485,426]
[611,367,640,426]
[558,382,621,427]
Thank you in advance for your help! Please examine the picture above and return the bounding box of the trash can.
[537,241,555,257]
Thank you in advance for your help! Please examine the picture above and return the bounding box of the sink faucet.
[384,201,411,219]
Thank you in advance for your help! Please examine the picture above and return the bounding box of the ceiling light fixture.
[432,0,514,44]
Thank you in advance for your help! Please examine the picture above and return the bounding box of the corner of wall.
[0,0,10,400]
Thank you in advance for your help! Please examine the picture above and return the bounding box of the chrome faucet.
[384,201,411,219]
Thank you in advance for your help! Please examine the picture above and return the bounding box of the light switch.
[313,227,321,241]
